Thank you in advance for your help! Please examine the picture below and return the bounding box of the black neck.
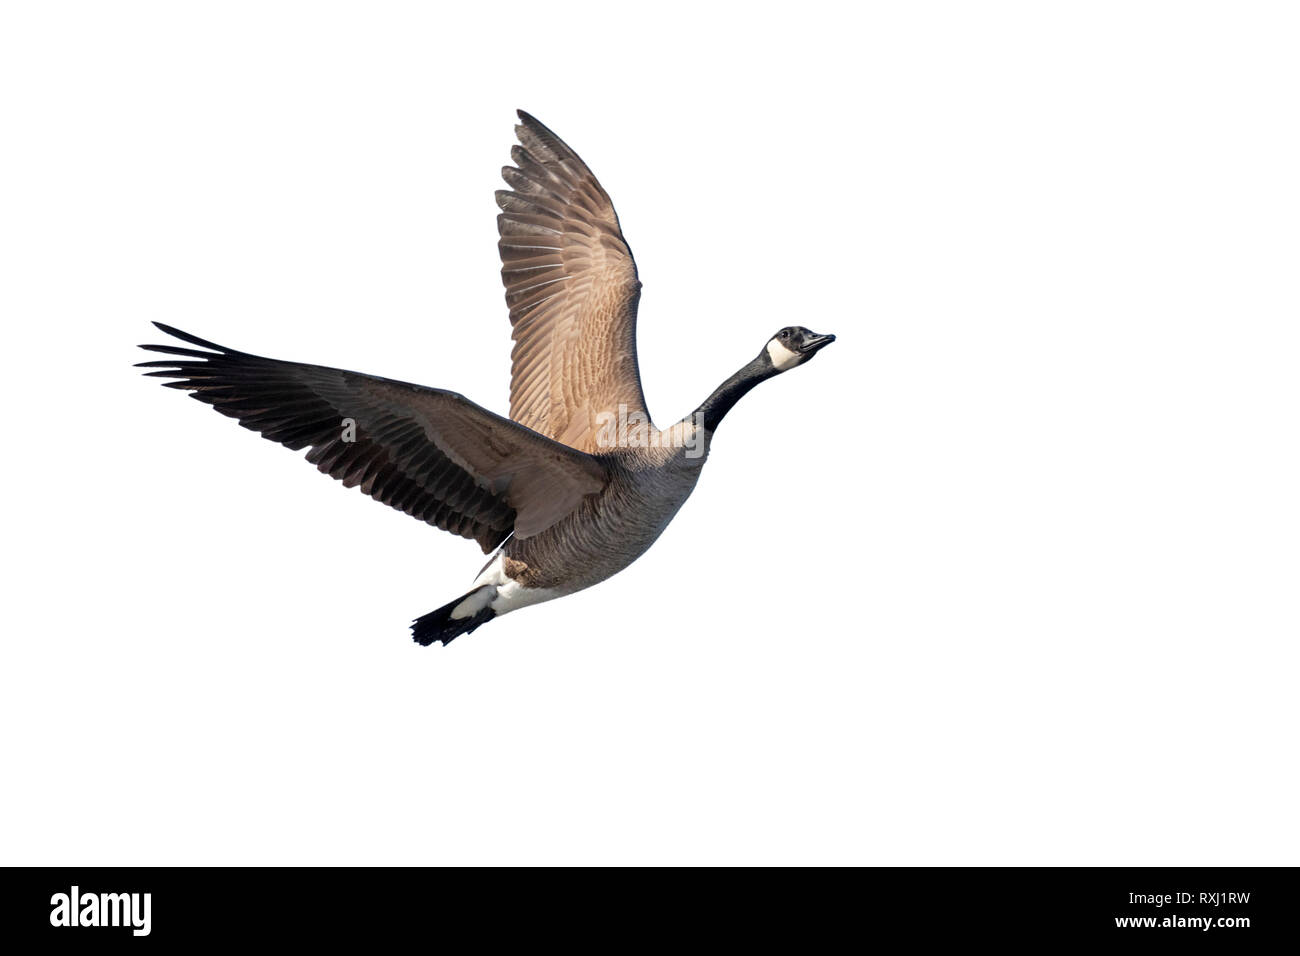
[694,354,778,433]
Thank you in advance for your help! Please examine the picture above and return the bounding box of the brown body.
[502,440,709,592]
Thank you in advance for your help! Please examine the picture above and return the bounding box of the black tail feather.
[412,590,496,646]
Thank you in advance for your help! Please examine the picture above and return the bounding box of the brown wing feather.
[137,323,608,552]
[497,110,648,454]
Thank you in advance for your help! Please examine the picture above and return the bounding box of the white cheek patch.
[766,338,803,371]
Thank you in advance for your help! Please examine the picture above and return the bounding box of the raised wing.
[497,110,648,454]
[137,323,608,553]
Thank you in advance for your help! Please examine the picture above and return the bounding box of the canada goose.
[138,111,835,646]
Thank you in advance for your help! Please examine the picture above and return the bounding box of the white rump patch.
[766,339,802,371]
[450,586,494,620]
[451,552,560,618]
[489,578,561,616]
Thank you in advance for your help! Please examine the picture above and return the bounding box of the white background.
[1,2,1296,865]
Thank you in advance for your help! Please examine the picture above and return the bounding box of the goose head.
[764,326,836,372]
[691,325,837,434]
